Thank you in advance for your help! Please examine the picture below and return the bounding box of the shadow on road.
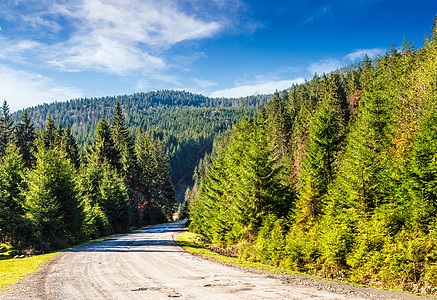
[67,221,187,253]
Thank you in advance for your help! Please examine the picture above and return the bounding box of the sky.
[1,0,437,112]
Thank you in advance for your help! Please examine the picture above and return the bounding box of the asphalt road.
[1,221,429,299]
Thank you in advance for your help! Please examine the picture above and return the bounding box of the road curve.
[1,221,428,300]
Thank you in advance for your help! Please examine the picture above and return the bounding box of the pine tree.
[111,101,136,176]
[61,123,81,169]
[41,113,57,150]
[24,145,83,250]
[89,117,121,170]
[297,101,341,224]
[229,118,290,234]
[331,59,396,213]
[0,100,13,157]
[135,132,176,224]
[13,110,36,168]
[406,108,437,230]
[0,145,25,245]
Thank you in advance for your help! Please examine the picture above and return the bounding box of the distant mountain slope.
[14,90,271,200]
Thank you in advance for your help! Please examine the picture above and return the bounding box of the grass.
[0,251,59,290]
[176,231,295,274]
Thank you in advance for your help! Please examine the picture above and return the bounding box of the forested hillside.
[0,101,176,253]
[13,91,269,187]
[187,19,437,295]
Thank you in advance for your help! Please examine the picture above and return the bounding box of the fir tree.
[61,123,81,169]
[0,100,13,157]
[0,145,25,245]
[13,110,36,168]
[41,113,57,150]
[24,145,83,250]
[89,117,121,170]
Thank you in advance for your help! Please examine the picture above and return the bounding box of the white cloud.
[307,59,342,75]
[46,0,221,75]
[0,38,43,63]
[308,48,387,76]
[0,65,83,112]
[192,78,219,89]
[210,78,305,98]
[1,0,222,76]
[345,48,386,61]
[305,6,330,24]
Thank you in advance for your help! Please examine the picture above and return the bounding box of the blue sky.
[1,0,436,112]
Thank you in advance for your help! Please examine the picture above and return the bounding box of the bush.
[0,243,12,254]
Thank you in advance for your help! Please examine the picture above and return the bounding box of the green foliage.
[89,117,121,170]
[24,145,83,250]
[14,90,267,186]
[135,131,176,224]
[13,110,36,168]
[0,100,180,254]
[187,16,437,295]
[0,145,26,246]
[0,100,13,157]
[61,123,81,169]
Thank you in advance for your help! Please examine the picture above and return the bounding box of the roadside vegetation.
[0,252,58,290]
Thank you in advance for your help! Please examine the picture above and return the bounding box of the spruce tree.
[13,110,36,168]
[61,123,81,169]
[41,113,57,150]
[0,100,13,157]
[0,145,25,245]
[297,101,341,224]
[111,101,136,176]
[24,145,83,250]
[89,117,121,170]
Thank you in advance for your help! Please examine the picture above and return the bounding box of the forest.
[14,91,269,186]
[0,101,176,253]
[186,19,437,294]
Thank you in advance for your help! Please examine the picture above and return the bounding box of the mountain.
[13,90,271,201]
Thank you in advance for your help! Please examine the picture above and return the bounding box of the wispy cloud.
[305,6,330,24]
[308,47,387,75]
[192,78,219,89]
[0,0,223,76]
[345,48,386,61]
[0,38,43,63]
[50,0,221,75]
[210,78,305,98]
[307,59,342,75]
[0,65,83,112]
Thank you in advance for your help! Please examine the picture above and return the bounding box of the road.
[1,221,429,299]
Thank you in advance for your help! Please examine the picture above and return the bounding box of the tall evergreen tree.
[111,101,136,176]
[230,118,289,233]
[89,117,120,170]
[41,113,57,150]
[0,100,13,157]
[13,110,36,168]
[135,132,176,224]
[61,123,81,169]
[297,101,341,224]
[0,145,25,245]
[24,146,83,250]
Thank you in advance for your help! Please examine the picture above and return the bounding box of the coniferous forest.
[187,20,437,294]
[1,90,266,253]
[14,91,269,185]
[1,101,176,252]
